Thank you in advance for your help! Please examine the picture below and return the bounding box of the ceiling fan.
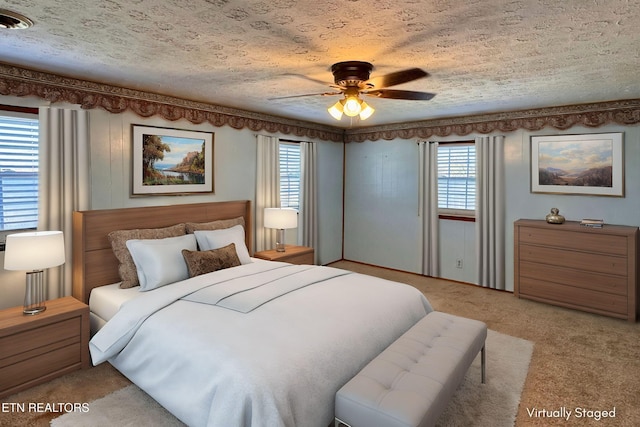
[274,61,435,121]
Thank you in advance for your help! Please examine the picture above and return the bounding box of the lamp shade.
[4,231,65,271]
[359,101,375,120]
[328,100,344,120]
[264,208,298,229]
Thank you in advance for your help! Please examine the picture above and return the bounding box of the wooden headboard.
[72,200,252,304]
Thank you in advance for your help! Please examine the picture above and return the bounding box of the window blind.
[437,144,476,211]
[0,115,39,232]
[279,142,300,210]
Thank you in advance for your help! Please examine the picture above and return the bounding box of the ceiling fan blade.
[281,73,335,87]
[365,89,436,100]
[268,92,342,100]
[365,68,429,89]
[283,73,344,89]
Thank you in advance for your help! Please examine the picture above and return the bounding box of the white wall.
[89,110,257,209]
[0,99,344,309]
[343,139,423,273]
[343,138,478,278]
[439,219,476,283]
[316,141,345,264]
[344,124,640,290]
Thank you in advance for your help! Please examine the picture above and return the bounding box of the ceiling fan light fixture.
[328,100,344,120]
[327,97,376,121]
[319,61,432,122]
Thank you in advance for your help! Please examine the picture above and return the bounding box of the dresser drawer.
[519,244,627,276]
[519,277,628,316]
[518,226,628,256]
[519,261,628,296]
[0,317,80,362]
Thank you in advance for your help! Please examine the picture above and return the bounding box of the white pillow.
[126,234,197,291]
[194,225,251,265]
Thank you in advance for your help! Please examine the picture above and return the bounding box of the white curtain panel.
[255,135,280,252]
[38,107,90,299]
[420,141,440,277]
[299,141,318,263]
[475,135,506,290]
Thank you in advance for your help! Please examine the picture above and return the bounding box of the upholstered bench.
[334,311,487,427]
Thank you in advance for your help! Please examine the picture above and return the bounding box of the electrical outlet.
[456,259,463,268]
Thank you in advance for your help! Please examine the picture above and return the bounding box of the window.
[437,142,476,216]
[279,142,301,210]
[0,112,39,241]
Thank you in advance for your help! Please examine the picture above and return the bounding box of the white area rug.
[49,384,182,427]
[51,329,533,427]
[437,329,533,427]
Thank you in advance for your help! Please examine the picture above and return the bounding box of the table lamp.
[4,231,65,315]
[264,208,298,252]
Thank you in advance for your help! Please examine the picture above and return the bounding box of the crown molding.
[1,63,638,144]
[344,99,640,142]
[0,63,344,142]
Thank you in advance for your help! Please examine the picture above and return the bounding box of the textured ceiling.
[1,0,639,128]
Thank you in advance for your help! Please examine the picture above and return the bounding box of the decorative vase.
[545,207,565,224]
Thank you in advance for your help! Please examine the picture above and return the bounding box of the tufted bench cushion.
[334,311,487,427]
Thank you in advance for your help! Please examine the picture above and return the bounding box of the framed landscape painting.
[132,125,214,195]
[530,133,624,197]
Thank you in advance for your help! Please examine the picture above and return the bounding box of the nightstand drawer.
[0,317,80,362]
[0,344,81,394]
[282,252,314,265]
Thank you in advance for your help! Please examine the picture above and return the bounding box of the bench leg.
[481,344,486,384]
[335,417,352,427]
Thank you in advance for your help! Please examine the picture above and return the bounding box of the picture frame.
[530,132,624,197]
[132,125,214,196]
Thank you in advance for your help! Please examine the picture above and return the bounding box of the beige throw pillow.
[184,216,245,234]
[108,223,186,288]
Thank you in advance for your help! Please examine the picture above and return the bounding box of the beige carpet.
[47,329,532,427]
[1,260,638,426]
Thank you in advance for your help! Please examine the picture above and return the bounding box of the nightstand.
[254,245,315,265]
[0,296,90,398]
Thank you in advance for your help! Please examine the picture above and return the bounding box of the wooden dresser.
[514,219,639,322]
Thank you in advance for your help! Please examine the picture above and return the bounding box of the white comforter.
[90,262,432,427]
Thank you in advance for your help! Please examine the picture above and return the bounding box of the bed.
[72,200,433,427]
